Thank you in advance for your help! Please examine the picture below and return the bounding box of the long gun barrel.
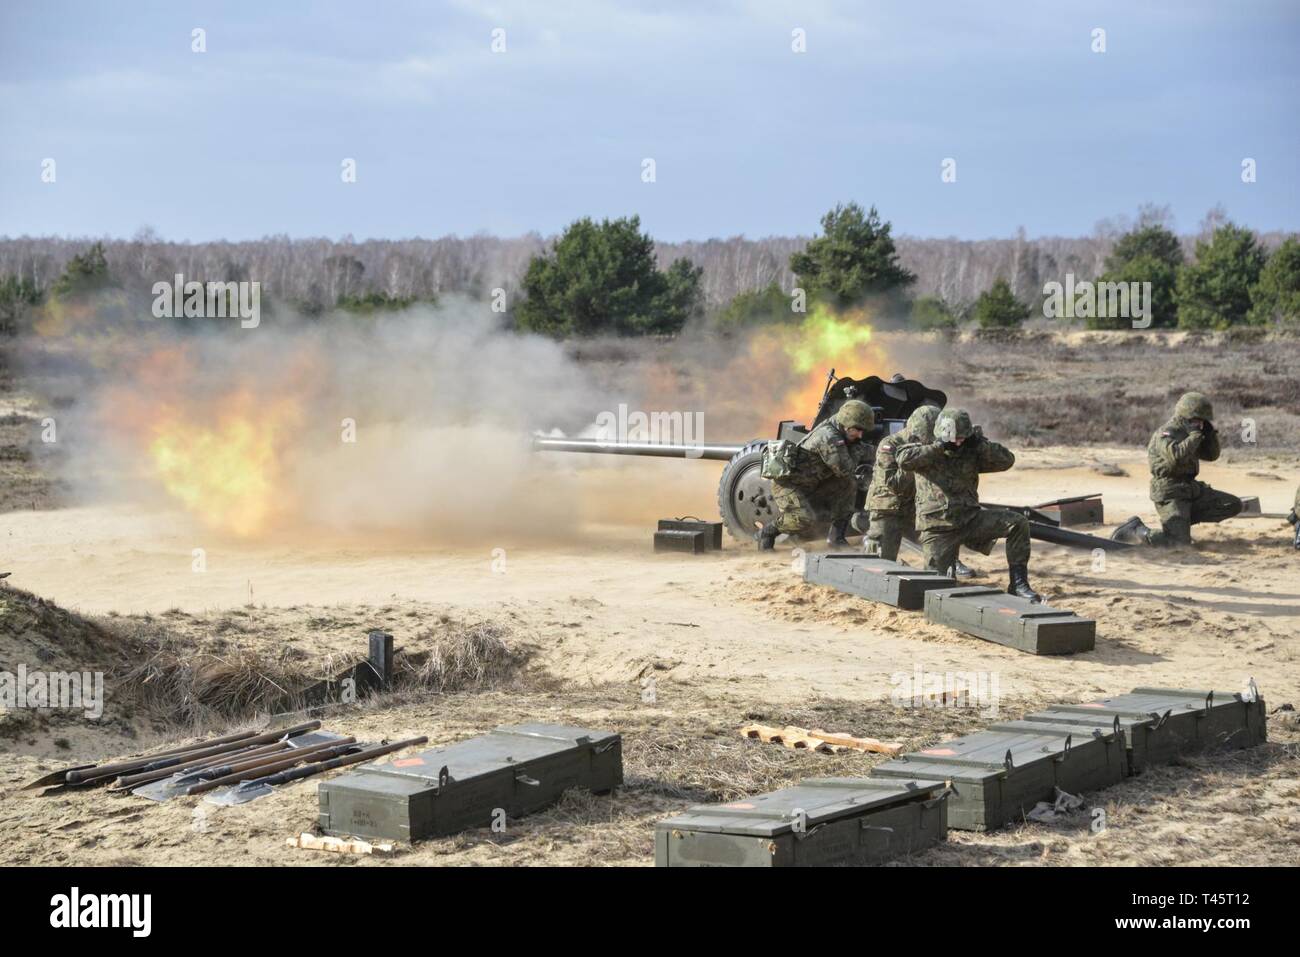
[531,436,743,461]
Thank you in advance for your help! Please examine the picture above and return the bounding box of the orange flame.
[101,343,315,538]
[738,302,890,430]
[148,389,303,537]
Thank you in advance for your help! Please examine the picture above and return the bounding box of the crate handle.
[1152,709,1172,730]
[1204,690,1214,712]
[675,515,706,523]
[795,821,830,842]
[1003,749,1015,770]
[437,765,450,790]
[593,740,619,755]
[1112,715,1121,735]
[515,773,541,787]
[920,786,953,825]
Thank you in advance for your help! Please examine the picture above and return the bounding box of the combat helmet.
[1174,392,1214,422]
[906,405,941,443]
[834,399,875,432]
[934,408,974,443]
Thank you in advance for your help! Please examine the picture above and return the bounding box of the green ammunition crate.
[923,586,1096,655]
[869,726,1115,831]
[1025,687,1265,771]
[987,720,1129,791]
[318,723,622,843]
[657,518,723,550]
[654,778,947,867]
[804,554,957,610]
[654,529,709,553]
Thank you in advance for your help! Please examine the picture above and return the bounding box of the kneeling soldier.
[863,405,939,560]
[1112,392,1242,546]
[759,400,874,550]
[1288,484,1300,551]
[897,409,1041,602]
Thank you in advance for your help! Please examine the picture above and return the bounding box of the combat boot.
[1007,563,1042,603]
[1110,516,1152,545]
[827,519,851,547]
[952,558,976,579]
[757,522,780,551]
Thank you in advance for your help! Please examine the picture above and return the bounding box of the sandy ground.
[2,447,1298,866]
[6,449,1299,705]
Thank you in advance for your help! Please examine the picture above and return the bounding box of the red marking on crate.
[391,757,425,767]
[920,748,958,756]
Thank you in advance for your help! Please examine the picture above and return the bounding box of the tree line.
[1,206,1296,336]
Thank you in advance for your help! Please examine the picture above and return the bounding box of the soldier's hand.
[965,428,985,449]
[1202,419,1216,435]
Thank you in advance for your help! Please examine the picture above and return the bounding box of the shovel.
[205,736,428,806]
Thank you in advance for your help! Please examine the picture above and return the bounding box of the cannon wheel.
[716,440,777,541]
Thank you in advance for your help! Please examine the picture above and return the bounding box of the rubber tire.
[716,440,775,541]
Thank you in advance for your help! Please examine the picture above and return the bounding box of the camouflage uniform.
[896,424,1029,575]
[1290,484,1300,549]
[770,418,871,537]
[863,406,940,560]
[1146,394,1241,546]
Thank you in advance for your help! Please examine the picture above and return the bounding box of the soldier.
[858,404,974,576]
[862,405,939,560]
[1111,392,1242,546]
[897,408,1041,602]
[1287,484,1300,550]
[758,399,874,550]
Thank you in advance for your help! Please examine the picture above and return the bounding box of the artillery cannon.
[534,368,1132,554]
[533,371,945,542]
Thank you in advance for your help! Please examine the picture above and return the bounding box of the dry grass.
[394,623,527,694]
[119,635,317,728]
[112,616,531,729]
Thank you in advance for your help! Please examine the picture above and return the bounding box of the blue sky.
[1,0,1296,241]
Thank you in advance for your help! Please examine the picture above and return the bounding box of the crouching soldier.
[862,405,939,559]
[758,400,874,550]
[897,409,1041,602]
[1112,392,1241,546]
[1288,484,1300,550]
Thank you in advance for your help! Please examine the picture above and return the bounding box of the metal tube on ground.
[187,736,356,785]
[226,737,429,792]
[66,720,321,784]
[185,739,359,795]
[112,740,292,790]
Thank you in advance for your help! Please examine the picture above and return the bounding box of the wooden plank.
[740,724,902,755]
